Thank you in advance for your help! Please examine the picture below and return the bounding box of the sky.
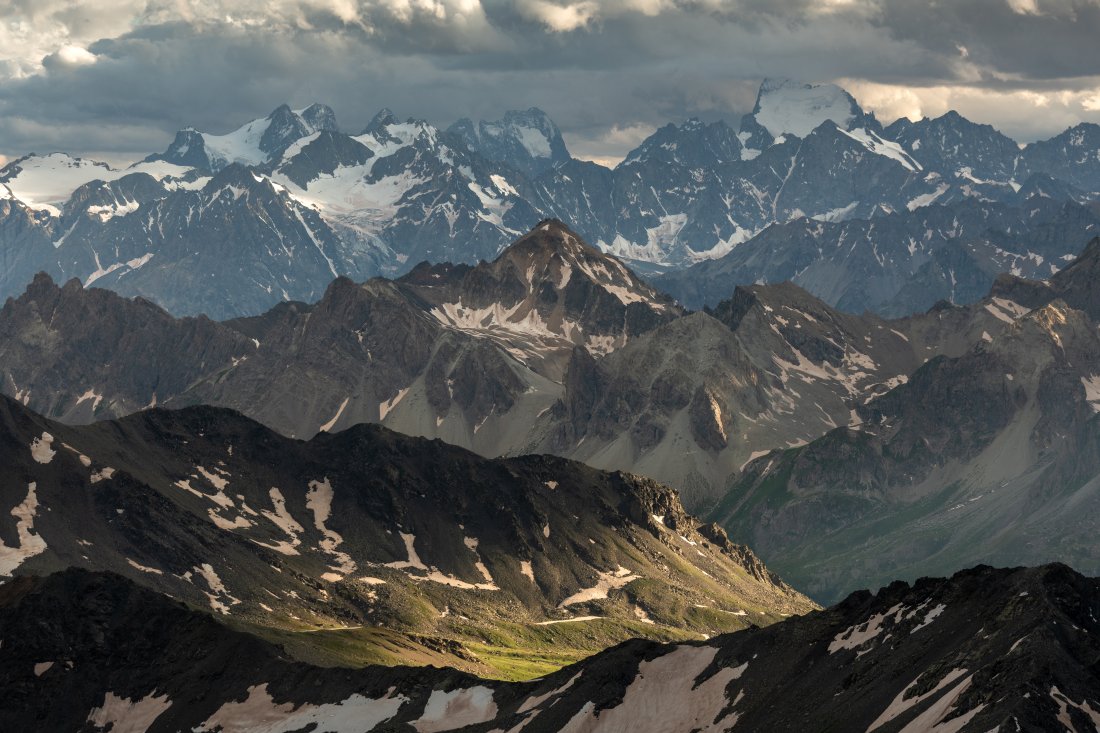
[2,0,1100,168]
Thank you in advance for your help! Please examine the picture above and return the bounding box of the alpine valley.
[4,74,1100,733]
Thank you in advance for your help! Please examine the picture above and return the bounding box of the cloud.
[515,0,599,31]
[1,0,1100,162]
[845,78,1100,140]
[44,45,98,69]
[566,121,657,165]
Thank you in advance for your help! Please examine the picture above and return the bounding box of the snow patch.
[30,432,55,464]
[0,483,47,576]
[257,487,304,555]
[535,615,604,626]
[840,128,921,171]
[187,563,240,615]
[195,683,406,733]
[75,389,105,412]
[385,532,429,571]
[87,691,173,733]
[984,297,1029,324]
[307,477,356,578]
[127,559,164,575]
[514,125,553,158]
[867,668,969,732]
[1082,376,1100,413]
[319,397,349,432]
[1050,686,1100,732]
[907,183,949,211]
[379,389,409,421]
[415,687,498,732]
[910,603,946,633]
[559,566,639,607]
[557,645,747,732]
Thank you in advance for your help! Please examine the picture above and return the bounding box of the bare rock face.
[656,197,1100,316]
[717,294,1100,603]
[398,218,683,379]
[7,222,1100,595]
[991,236,1100,321]
[0,217,1018,512]
[0,272,255,421]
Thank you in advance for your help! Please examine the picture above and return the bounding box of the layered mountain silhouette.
[4,80,1100,320]
[3,563,1098,731]
[0,222,1037,512]
[0,392,810,680]
[10,223,1100,606]
[715,239,1100,602]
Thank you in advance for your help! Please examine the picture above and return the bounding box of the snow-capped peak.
[502,219,673,309]
[447,108,569,177]
[0,153,193,214]
[750,79,865,139]
[153,104,338,173]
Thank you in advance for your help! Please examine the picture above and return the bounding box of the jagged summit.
[362,107,399,135]
[447,108,570,177]
[298,102,337,132]
[150,102,339,172]
[502,217,602,258]
[470,219,679,314]
[620,117,742,168]
[394,221,682,379]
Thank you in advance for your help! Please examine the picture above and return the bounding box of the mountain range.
[5,73,1100,730]
[715,237,1100,602]
[3,80,1100,320]
[9,218,1100,608]
[0,390,811,681]
[0,220,1013,512]
[4,562,1098,731]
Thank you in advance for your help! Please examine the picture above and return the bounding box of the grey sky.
[2,0,1099,166]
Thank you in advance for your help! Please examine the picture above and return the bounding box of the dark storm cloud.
[1,0,1099,164]
[875,0,1100,82]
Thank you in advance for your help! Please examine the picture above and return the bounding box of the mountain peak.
[298,102,337,132]
[150,103,336,172]
[502,218,607,263]
[535,216,576,236]
[750,78,867,139]
[493,220,683,318]
[445,109,570,177]
[503,107,554,125]
[395,221,682,376]
[621,117,741,168]
[259,105,313,155]
[364,108,398,134]
[266,103,295,119]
